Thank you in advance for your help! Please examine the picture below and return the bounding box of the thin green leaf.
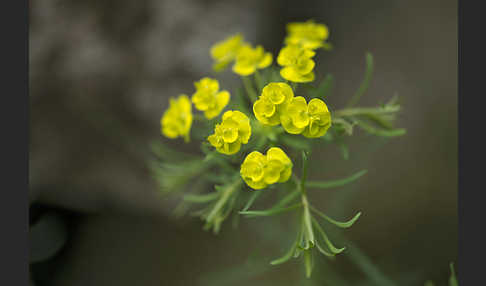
[183,192,220,203]
[355,118,406,137]
[274,189,301,209]
[449,262,458,286]
[206,178,242,224]
[239,203,302,218]
[315,241,335,257]
[294,221,306,258]
[307,169,368,189]
[332,118,354,136]
[270,244,297,265]
[347,52,374,107]
[364,113,395,129]
[241,191,262,212]
[301,151,310,191]
[270,231,300,265]
[312,217,346,254]
[310,206,361,228]
[334,105,400,118]
[304,249,314,278]
[301,198,315,249]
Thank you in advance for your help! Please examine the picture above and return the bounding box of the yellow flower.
[302,98,332,138]
[208,110,251,155]
[233,44,273,76]
[160,95,193,142]
[280,96,331,137]
[192,77,230,119]
[277,45,316,83]
[253,82,294,126]
[210,33,245,72]
[240,147,293,190]
[285,20,330,50]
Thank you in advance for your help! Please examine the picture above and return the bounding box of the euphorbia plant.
[152,19,405,278]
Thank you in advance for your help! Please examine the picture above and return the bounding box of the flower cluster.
[207,110,251,155]
[210,33,245,72]
[253,83,332,138]
[161,20,333,190]
[253,82,294,126]
[277,20,330,83]
[240,147,293,190]
[277,45,316,83]
[284,20,330,50]
[160,95,193,142]
[280,97,332,138]
[210,34,272,76]
[232,44,273,76]
[192,77,230,119]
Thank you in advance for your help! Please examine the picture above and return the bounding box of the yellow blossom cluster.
[192,77,230,120]
[210,33,244,72]
[240,147,293,190]
[160,19,333,190]
[210,34,272,76]
[253,82,294,126]
[284,20,330,50]
[280,96,332,138]
[277,45,316,83]
[160,95,193,142]
[207,110,251,155]
[277,20,330,83]
[253,83,332,138]
[160,77,230,143]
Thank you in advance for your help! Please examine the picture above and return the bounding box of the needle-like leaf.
[312,217,346,254]
[310,206,362,228]
[241,191,262,212]
[183,192,220,203]
[239,203,302,218]
[307,169,368,189]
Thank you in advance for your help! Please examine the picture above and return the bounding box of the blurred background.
[29,0,457,285]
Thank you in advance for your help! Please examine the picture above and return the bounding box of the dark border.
[458,0,484,285]
[0,0,29,285]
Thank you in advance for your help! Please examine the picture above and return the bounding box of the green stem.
[242,76,258,103]
[254,70,264,91]
[291,82,298,93]
[300,151,309,196]
[301,194,315,249]
[193,113,207,121]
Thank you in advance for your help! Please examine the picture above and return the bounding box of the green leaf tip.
[307,169,368,189]
[311,206,362,228]
[347,52,374,107]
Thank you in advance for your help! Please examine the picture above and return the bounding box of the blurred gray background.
[29,0,457,285]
